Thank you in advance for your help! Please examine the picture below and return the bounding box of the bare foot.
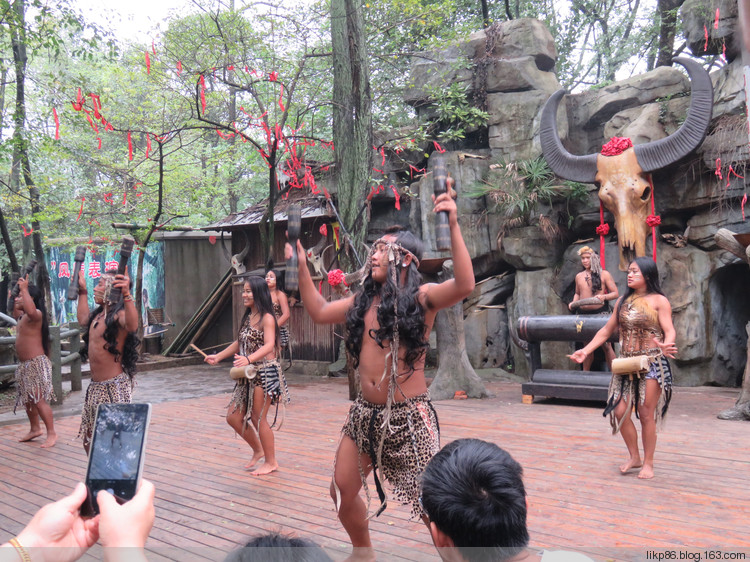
[251,462,279,476]
[620,457,643,473]
[638,465,655,479]
[244,451,264,470]
[19,430,43,443]
[40,432,57,448]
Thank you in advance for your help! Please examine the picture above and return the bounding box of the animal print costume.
[77,373,133,448]
[603,295,673,434]
[14,355,56,413]
[228,315,289,429]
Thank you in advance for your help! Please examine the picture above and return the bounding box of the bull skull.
[540,57,713,270]
[221,230,250,275]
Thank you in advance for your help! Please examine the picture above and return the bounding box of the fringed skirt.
[603,355,673,434]
[14,355,56,413]
[228,359,290,430]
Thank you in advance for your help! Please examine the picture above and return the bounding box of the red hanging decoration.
[597,202,608,269]
[145,52,151,74]
[319,224,328,236]
[146,134,151,158]
[22,225,34,237]
[742,193,747,220]
[704,24,709,51]
[278,83,285,111]
[269,71,278,81]
[53,108,60,140]
[76,197,85,221]
[127,131,133,161]
[152,40,156,55]
[97,137,102,150]
[177,61,182,75]
[714,7,720,29]
[433,141,445,153]
[646,175,659,261]
[715,158,723,179]
[199,75,207,114]
[391,186,401,210]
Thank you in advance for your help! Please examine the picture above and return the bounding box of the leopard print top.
[618,295,663,358]
[238,315,265,356]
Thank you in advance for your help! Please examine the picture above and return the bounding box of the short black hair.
[421,439,529,562]
[223,532,332,562]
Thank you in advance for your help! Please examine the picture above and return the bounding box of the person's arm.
[568,297,622,363]
[17,278,42,322]
[0,482,99,562]
[276,290,290,327]
[599,271,619,302]
[653,295,677,358]
[97,479,155,562]
[288,239,353,324]
[113,272,138,333]
[570,275,582,310]
[422,192,475,311]
[76,274,90,327]
[205,340,239,365]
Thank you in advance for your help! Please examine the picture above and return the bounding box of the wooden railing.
[0,323,83,406]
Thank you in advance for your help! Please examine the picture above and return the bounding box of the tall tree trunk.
[332,0,373,399]
[655,0,685,67]
[10,0,51,307]
[331,0,373,266]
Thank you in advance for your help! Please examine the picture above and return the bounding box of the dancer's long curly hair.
[345,227,428,375]
[80,274,139,379]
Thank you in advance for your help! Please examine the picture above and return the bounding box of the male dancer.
[11,276,57,448]
[76,269,139,452]
[288,191,474,559]
[570,246,618,370]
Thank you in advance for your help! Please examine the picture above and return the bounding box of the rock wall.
[367,11,750,387]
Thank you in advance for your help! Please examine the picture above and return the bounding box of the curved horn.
[236,230,250,261]
[220,231,232,261]
[540,89,599,183]
[344,264,368,287]
[634,57,714,172]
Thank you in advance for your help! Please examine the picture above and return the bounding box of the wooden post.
[49,325,63,405]
[69,322,82,392]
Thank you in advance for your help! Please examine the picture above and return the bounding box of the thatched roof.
[202,188,332,232]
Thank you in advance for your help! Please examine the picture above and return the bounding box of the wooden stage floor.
[1,376,749,561]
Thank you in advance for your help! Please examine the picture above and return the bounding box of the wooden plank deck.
[1,376,749,561]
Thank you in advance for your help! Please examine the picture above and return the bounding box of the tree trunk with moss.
[429,262,488,400]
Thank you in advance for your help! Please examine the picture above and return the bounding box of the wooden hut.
[203,191,343,365]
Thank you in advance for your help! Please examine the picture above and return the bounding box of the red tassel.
[77,197,85,221]
[278,83,285,111]
[53,108,60,139]
[199,75,206,114]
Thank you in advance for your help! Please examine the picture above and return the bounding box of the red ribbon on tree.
[145,52,151,74]
[391,186,401,210]
[53,108,60,139]
[199,75,207,114]
[177,61,182,76]
[128,131,133,161]
[742,193,747,220]
[76,197,85,221]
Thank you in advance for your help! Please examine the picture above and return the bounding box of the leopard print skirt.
[14,355,56,414]
[77,373,134,448]
[340,392,440,519]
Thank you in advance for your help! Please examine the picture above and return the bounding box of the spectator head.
[224,531,332,562]
[421,439,529,562]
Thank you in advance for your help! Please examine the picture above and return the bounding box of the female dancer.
[569,257,677,479]
[205,275,290,475]
[265,270,290,353]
